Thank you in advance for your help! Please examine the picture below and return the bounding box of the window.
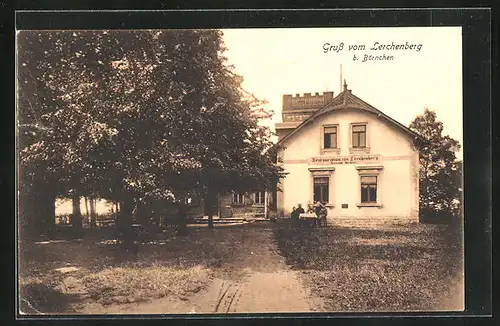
[352,124,366,148]
[323,126,338,149]
[360,176,377,203]
[356,166,382,207]
[313,177,329,204]
[254,191,265,205]
[233,192,244,204]
[309,168,335,206]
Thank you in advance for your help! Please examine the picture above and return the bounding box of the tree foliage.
[409,108,462,222]
[17,30,285,238]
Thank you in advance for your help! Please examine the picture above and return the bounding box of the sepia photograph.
[17,26,464,315]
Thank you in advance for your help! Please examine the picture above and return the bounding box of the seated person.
[307,204,315,214]
[296,203,305,216]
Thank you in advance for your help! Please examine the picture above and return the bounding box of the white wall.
[280,163,311,212]
[278,108,419,221]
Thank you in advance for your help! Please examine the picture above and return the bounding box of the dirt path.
[78,227,320,314]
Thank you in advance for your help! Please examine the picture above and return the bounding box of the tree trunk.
[90,197,97,227]
[204,191,217,230]
[19,176,57,238]
[176,203,189,235]
[84,197,90,224]
[37,189,57,237]
[114,201,119,221]
[18,188,33,239]
[45,193,56,234]
[71,192,83,236]
[118,199,135,251]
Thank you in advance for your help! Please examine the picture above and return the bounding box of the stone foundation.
[328,217,418,228]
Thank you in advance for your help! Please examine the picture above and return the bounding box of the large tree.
[17,31,80,236]
[17,29,285,243]
[409,108,461,222]
[18,31,120,235]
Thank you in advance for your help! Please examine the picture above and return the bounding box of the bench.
[96,219,115,227]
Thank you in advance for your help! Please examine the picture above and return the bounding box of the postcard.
[17,21,467,316]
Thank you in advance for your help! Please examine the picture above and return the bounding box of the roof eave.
[276,90,427,146]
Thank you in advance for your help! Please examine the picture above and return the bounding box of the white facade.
[276,86,421,222]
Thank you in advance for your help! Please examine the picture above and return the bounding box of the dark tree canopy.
[17,29,285,236]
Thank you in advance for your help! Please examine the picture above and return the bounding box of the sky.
[221,27,463,159]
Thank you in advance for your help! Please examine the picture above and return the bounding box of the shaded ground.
[19,220,463,314]
[273,220,464,312]
[19,223,315,314]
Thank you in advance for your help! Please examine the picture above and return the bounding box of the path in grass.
[78,225,318,314]
[197,227,317,313]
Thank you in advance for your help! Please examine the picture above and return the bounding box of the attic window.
[352,124,366,148]
[323,126,338,149]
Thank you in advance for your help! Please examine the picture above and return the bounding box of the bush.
[419,208,458,224]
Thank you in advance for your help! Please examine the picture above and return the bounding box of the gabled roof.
[277,84,425,146]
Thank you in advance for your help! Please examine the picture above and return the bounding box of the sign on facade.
[309,155,381,165]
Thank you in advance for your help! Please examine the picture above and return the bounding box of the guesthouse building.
[275,81,423,222]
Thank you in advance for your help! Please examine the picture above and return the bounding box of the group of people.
[290,201,328,221]
[290,204,305,219]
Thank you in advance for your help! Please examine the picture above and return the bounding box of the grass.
[19,221,464,313]
[18,225,263,313]
[18,228,219,313]
[20,261,213,313]
[81,263,212,305]
[273,220,463,312]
